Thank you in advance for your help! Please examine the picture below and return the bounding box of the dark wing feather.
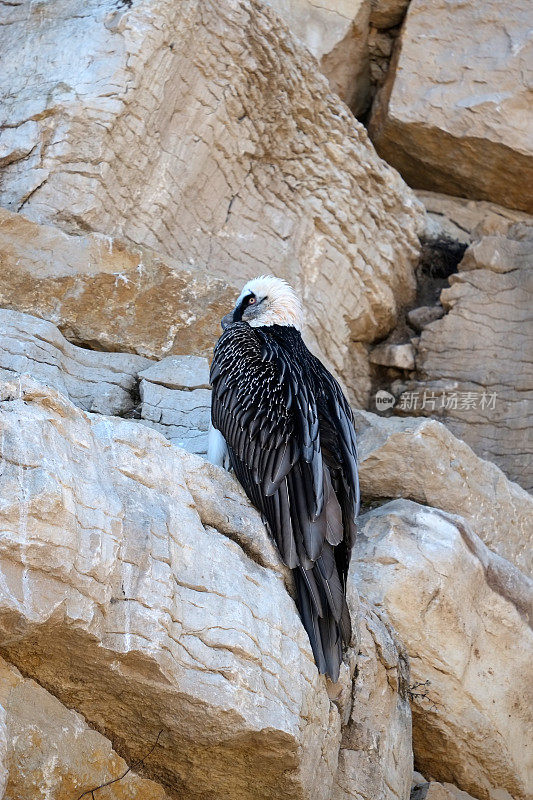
[210,323,359,681]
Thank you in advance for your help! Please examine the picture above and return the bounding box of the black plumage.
[210,322,360,681]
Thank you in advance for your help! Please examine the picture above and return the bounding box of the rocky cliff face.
[0,1,531,799]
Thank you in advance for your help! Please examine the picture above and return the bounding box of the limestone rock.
[0,208,235,360]
[0,657,169,800]
[411,779,480,800]
[370,0,409,29]
[332,599,412,800]
[407,305,444,333]
[0,0,423,399]
[352,499,533,800]
[417,191,533,245]
[0,307,150,416]
[399,234,533,491]
[353,409,533,575]
[0,308,212,456]
[137,379,210,455]
[0,376,339,800]
[138,356,210,390]
[369,0,533,212]
[369,342,415,370]
[264,0,371,115]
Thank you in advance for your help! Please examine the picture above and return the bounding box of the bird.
[208,275,360,681]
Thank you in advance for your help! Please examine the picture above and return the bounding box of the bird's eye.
[248,297,256,305]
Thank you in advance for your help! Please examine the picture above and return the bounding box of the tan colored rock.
[352,499,533,800]
[368,25,398,91]
[370,0,409,29]
[0,0,422,400]
[332,599,412,800]
[0,657,169,800]
[425,783,480,800]
[0,376,340,800]
[399,234,533,491]
[369,0,533,212]
[369,342,415,370]
[354,409,533,575]
[0,209,234,360]
[265,0,371,114]
[417,191,533,245]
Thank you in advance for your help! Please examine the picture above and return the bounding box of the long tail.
[293,557,351,682]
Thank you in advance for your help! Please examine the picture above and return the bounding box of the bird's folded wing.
[210,323,325,561]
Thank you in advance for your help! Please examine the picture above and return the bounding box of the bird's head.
[221,275,304,331]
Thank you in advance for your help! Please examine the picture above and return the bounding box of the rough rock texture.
[0,309,211,456]
[0,0,423,401]
[353,499,533,800]
[354,409,533,575]
[0,208,235,360]
[370,0,409,29]
[0,657,169,799]
[398,234,533,491]
[0,376,339,800]
[417,191,533,245]
[138,372,210,455]
[332,599,412,800]
[0,307,151,416]
[369,0,533,212]
[412,775,480,800]
[265,0,371,115]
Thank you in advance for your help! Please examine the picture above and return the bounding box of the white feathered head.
[222,275,304,330]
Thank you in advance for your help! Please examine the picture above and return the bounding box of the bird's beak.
[221,312,234,330]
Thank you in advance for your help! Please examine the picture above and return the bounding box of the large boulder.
[0,0,422,402]
[352,500,533,800]
[353,409,533,576]
[398,233,533,492]
[369,0,533,212]
[0,657,169,799]
[0,376,340,800]
[264,0,371,115]
[332,598,412,800]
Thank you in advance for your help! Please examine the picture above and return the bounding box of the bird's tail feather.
[294,567,350,682]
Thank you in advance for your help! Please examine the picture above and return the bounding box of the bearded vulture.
[208,276,359,681]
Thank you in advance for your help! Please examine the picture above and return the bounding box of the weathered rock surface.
[369,0,533,212]
[137,356,211,454]
[370,0,409,29]
[333,598,412,800]
[265,0,371,115]
[0,208,235,359]
[398,234,533,491]
[353,499,533,800]
[354,409,533,576]
[0,657,169,799]
[369,342,415,370]
[138,377,210,455]
[0,309,211,456]
[0,307,151,416]
[0,0,422,400]
[411,775,480,800]
[0,376,339,800]
[417,191,533,246]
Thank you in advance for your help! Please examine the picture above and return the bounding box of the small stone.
[407,305,445,332]
[369,342,415,370]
